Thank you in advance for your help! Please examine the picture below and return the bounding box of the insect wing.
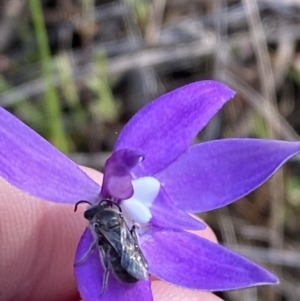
[120,220,149,280]
[121,243,149,280]
[90,202,149,281]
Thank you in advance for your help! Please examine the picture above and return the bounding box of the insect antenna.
[99,199,123,212]
[74,200,93,212]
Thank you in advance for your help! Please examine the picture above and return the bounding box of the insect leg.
[100,268,110,297]
[99,245,111,297]
[130,224,137,234]
[130,224,141,242]
[74,239,97,266]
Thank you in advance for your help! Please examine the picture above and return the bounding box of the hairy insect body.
[82,200,149,294]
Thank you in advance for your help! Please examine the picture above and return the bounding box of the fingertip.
[0,178,85,301]
[79,166,104,185]
[190,222,218,243]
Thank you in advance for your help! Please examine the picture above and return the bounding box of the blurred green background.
[1,0,300,300]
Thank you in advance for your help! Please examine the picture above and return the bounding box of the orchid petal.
[102,149,144,200]
[75,228,153,301]
[114,81,235,177]
[157,139,300,212]
[0,108,100,204]
[122,176,205,229]
[150,188,206,230]
[140,229,278,291]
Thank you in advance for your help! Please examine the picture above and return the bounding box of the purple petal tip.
[115,80,236,176]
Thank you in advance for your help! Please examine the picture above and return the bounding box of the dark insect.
[74,199,149,295]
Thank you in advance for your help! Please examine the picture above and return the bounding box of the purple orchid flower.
[1,80,300,301]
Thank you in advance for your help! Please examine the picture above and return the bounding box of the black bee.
[75,199,149,295]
